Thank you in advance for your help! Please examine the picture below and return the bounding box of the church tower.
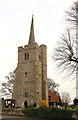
[13,16,48,107]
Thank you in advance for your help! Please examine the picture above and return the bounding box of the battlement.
[40,44,47,48]
[18,42,41,53]
[24,45,28,48]
[18,46,24,52]
[23,42,41,52]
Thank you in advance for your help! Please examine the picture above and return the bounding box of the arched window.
[25,73,27,78]
[27,53,29,59]
[25,53,29,60]
[25,53,26,60]
[25,92,28,98]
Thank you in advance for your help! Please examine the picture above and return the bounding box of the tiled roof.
[48,90,60,103]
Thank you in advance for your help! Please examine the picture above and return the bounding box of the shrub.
[15,106,20,109]
[39,98,49,107]
[27,104,34,108]
[2,108,15,112]
[22,106,73,119]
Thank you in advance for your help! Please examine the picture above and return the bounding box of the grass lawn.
[67,107,76,111]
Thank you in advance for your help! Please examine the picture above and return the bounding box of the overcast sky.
[0,0,76,102]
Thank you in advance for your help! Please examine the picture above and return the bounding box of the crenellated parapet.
[18,46,24,52]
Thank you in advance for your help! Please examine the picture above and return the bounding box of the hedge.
[22,106,74,119]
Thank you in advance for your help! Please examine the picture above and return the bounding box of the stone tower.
[13,16,48,107]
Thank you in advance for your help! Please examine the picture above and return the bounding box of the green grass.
[67,107,76,111]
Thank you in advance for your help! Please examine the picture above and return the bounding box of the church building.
[12,16,48,108]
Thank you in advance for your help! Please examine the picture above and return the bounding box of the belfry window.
[25,53,29,60]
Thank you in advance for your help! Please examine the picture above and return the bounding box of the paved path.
[2,115,78,120]
[2,116,51,120]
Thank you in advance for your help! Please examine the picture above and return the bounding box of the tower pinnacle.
[28,15,35,45]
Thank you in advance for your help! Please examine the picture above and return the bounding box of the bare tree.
[53,29,77,75]
[53,1,78,75]
[2,70,15,98]
[66,1,78,28]
[48,78,59,93]
[52,1,78,99]
[61,92,71,105]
